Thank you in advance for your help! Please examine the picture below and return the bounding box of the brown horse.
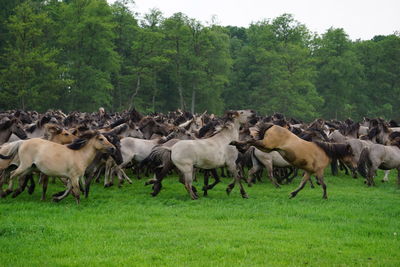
[232,124,356,199]
[2,131,115,203]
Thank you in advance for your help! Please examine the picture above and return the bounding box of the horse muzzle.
[106,147,116,154]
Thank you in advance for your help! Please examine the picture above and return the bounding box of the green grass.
[1,170,400,266]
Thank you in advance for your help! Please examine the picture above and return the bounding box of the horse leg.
[266,162,280,188]
[151,163,173,197]
[290,172,311,198]
[220,167,226,177]
[11,175,28,198]
[247,164,260,187]
[382,170,390,183]
[367,165,377,186]
[71,177,81,204]
[203,170,210,196]
[181,167,197,200]
[226,162,248,198]
[316,171,328,199]
[41,174,49,201]
[309,177,315,189]
[53,181,71,202]
[6,165,33,197]
[84,174,93,198]
[207,169,220,190]
[116,166,132,184]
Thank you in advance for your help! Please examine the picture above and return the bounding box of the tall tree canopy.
[0,0,399,121]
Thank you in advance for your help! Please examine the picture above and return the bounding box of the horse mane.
[345,122,360,136]
[274,119,289,127]
[389,131,400,140]
[110,123,128,135]
[389,120,399,127]
[38,115,51,128]
[254,123,274,140]
[198,120,219,138]
[390,137,400,148]
[222,110,238,123]
[207,121,234,138]
[314,142,352,159]
[67,131,99,150]
[0,119,12,130]
[26,124,37,133]
[129,108,143,123]
[109,118,127,129]
[291,127,303,136]
[367,127,379,139]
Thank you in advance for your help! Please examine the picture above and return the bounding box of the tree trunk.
[129,74,141,109]
[191,85,196,114]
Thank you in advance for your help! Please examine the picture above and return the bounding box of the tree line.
[0,0,399,121]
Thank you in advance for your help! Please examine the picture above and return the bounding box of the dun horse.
[1,131,115,203]
[232,124,356,199]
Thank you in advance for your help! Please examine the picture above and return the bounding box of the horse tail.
[142,146,172,172]
[242,146,255,167]
[357,147,371,178]
[0,140,23,161]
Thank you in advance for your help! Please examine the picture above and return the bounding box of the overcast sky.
[109,0,399,40]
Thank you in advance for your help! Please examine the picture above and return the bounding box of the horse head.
[10,118,27,140]
[45,123,77,144]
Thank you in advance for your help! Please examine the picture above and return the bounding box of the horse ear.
[231,111,240,118]
[46,124,62,135]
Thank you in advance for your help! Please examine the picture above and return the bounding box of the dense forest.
[0,0,399,121]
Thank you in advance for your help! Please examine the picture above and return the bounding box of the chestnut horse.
[233,124,356,199]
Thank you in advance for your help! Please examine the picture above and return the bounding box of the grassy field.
[1,170,399,266]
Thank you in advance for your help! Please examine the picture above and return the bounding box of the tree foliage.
[0,1,399,121]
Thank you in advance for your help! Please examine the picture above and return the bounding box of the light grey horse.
[358,138,400,186]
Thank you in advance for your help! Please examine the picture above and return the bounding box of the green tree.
[313,28,363,119]
[57,0,119,111]
[0,0,69,111]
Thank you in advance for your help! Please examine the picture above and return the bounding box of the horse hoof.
[247,183,253,187]
[28,187,35,195]
[226,188,231,195]
[52,198,61,203]
[242,194,249,199]
[289,192,297,199]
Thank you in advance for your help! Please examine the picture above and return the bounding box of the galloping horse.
[150,110,256,200]
[232,124,356,199]
[2,131,115,203]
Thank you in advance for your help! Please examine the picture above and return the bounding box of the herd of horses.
[0,108,399,204]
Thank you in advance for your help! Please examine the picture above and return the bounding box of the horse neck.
[0,128,12,145]
[73,141,100,169]
[210,120,240,145]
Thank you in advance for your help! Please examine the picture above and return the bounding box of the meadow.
[0,170,399,266]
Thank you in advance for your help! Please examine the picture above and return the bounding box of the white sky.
[109,0,400,40]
